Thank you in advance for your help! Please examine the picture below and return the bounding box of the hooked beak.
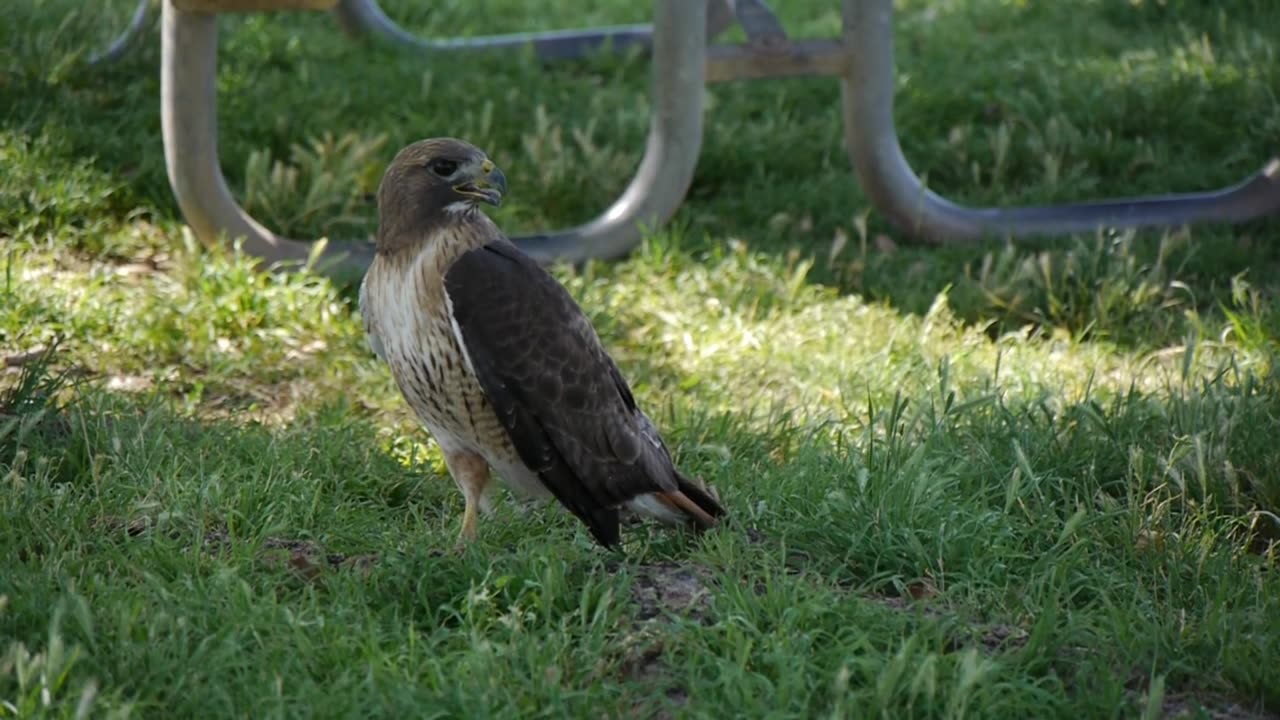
[454,159,507,207]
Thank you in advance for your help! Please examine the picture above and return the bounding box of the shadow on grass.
[4,338,1278,591]
[4,347,1280,714]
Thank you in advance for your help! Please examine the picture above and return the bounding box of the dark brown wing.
[443,239,694,548]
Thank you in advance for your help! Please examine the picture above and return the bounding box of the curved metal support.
[512,0,707,264]
[159,0,702,275]
[333,0,730,62]
[841,0,1280,243]
[160,0,374,279]
[89,0,154,65]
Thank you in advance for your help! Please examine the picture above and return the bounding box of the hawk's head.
[375,137,508,251]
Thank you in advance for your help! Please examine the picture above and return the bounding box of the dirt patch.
[104,374,154,393]
[257,537,330,580]
[1158,692,1277,720]
[95,514,155,538]
[977,623,1029,652]
[1112,656,1279,719]
[606,560,720,718]
[865,591,1030,655]
[3,347,50,368]
[257,535,379,581]
[1123,674,1277,720]
[616,633,690,720]
[104,516,379,580]
[627,561,715,624]
[108,251,169,279]
[864,591,944,618]
[200,522,232,556]
[618,635,667,684]
[97,515,232,556]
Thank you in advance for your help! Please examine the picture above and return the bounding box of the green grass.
[3,0,1280,717]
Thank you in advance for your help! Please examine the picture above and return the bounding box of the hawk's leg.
[441,448,493,547]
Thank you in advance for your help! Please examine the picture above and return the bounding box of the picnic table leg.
[840,0,1280,243]
[160,0,374,278]
[332,0,731,61]
[98,0,724,69]
[510,0,707,264]
[158,0,703,275]
[90,0,154,65]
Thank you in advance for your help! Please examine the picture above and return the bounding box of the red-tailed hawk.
[358,138,725,550]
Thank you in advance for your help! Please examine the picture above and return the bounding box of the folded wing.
[442,239,696,548]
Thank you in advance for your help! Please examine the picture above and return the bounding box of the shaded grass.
[2,0,1280,717]
[4,357,1278,717]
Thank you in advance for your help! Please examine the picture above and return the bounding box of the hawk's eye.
[427,159,460,178]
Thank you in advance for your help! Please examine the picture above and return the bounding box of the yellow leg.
[459,497,479,542]
[442,449,491,550]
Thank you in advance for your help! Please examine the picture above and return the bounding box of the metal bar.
[706,40,845,83]
[160,0,373,279]
[731,0,788,49]
[513,0,707,264]
[841,0,1280,243]
[174,0,336,10]
[332,0,731,62]
[89,0,153,65]
[158,0,702,274]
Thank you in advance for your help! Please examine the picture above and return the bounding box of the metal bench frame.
[99,0,735,64]
[150,0,1280,277]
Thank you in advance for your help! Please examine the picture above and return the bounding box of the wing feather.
[358,275,386,362]
[443,238,689,547]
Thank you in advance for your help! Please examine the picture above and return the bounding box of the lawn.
[3,0,1280,717]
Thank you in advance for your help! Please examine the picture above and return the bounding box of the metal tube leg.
[841,0,1280,243]
[332,0,730,62]
[89,0,154,65]
[160,0,373,278]
[512,0,707,264]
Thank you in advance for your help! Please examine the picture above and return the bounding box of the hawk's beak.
[455,160,507,207]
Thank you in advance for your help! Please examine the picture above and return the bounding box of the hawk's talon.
[459,502,479,540]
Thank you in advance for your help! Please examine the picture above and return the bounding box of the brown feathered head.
[375,137,507,252]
